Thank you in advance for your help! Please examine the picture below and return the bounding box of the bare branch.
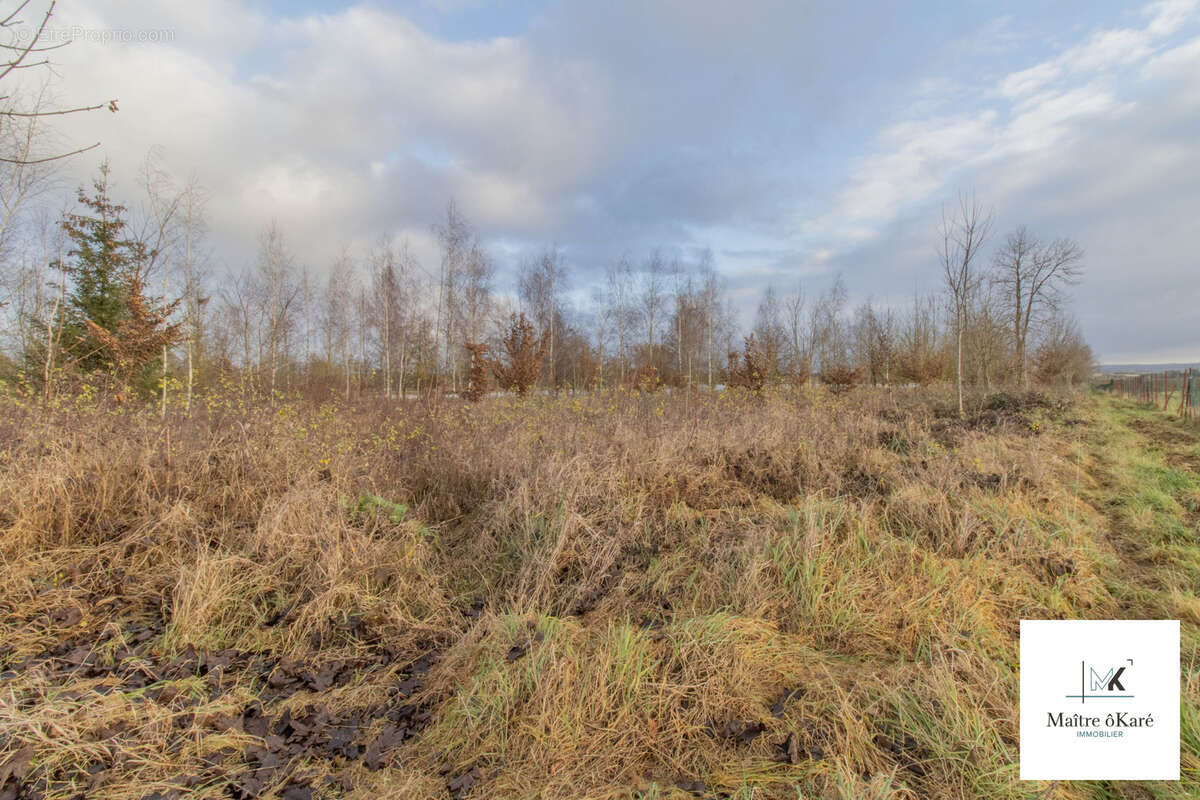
[0,140,97,164]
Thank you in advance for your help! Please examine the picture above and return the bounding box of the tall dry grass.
[0,385,1193,799]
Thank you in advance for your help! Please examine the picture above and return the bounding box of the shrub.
[491,313,548,397]
[463,342,491,402]
[819,364,861,395]
[896,350,947,386]
[727,335,767,393]
[628,364,662,393]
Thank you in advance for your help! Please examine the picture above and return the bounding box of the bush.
[628,364,662,393]
[463,342,491,402]
[727,335,767,393]
[819,364,861,395]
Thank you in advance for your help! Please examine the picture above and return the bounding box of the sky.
[22,0,1200,363]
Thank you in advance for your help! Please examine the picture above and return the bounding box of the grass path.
[1069,395,1200,798]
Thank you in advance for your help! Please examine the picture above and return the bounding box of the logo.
[1020,620,1179,781]
[1066,659,1133,702]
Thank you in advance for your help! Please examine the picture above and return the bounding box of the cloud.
[999,2,1195,100]
[9,0,1200,362]
[784,1,1200,360]
[1146,0,1199,36]
[37,0,618,266]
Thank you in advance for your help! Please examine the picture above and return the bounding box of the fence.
[1105,369,1198,421]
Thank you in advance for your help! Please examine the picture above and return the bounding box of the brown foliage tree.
[727,334,767,393]
[491,313,548,397]
[896,350,947,386]
[628,363,662,393]
[463,342,490,402]
[819,364,862,395]
[85,269,183,388]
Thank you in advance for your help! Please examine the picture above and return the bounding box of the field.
[0,386,1196,799]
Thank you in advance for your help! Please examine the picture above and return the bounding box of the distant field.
[0,388,1196,799]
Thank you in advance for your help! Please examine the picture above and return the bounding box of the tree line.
[0,161,1094,410]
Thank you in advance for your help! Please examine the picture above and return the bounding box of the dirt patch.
[1125,416,1200,476]
[0,607,440,799]
[1128,417,1197,449]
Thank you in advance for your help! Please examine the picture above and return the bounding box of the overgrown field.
[0,387,1196,799]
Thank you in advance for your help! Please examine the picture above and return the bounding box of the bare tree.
[605,256,637,385]
[323,250,355,401]
[395,240,420,399]
[670,256,687,379]
[462,242,494,351]
[992,225,1083,389]
[433,200,470,391]
[0,88,53,267]
[811,275,849,375]
[666,264,710,386]
[852,300,894,386]
[177,175,208,410]
[895,293,945,386]
[752,284,786,381]
[138,151,183,416]
[696,250,723,388]
[354,280,369,395]
[640,250,665,371]
[589,284,610,388]
[253,222,298,397]
[35,204,65,406]
[221,269,254,384]
[965,278,1007,390]
[368,238,402,398]
[939,192,992,417]
[783,281,809,384]
[519,246,566,389]
[0,1,118,166]
[1032,311,1093,385]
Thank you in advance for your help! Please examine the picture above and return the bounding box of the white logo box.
[1020,619,1179,780]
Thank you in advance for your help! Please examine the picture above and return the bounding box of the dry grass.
[0,385,1195,799]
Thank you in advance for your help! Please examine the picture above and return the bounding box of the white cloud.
[34,0,616,267]
[999,1,1194,99]
[1141,32,1200,77]
[1000,62,1062,98]
[1145,0,1199,37]
[810,0,1192,254]
[822,111,996,232]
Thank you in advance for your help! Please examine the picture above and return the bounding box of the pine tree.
[57,162,149,372]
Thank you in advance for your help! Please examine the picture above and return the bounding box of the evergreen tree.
[56,161,149,372]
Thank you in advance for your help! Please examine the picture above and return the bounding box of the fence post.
[1180,367,1190,419]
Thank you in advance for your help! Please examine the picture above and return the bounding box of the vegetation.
[0,384,1195,799]
[3,157,1095,406]
[490,313,548,398]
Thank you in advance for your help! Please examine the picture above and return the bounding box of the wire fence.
[1101,369,1197,421]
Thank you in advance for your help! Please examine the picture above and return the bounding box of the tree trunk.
[161,249,169,418]
[956,307,964,418]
